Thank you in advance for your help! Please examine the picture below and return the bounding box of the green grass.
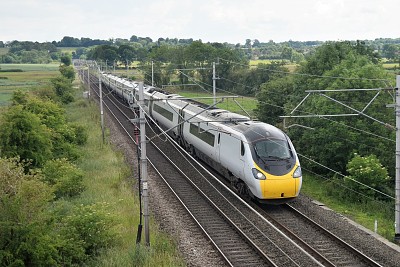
[250,59,298,72]
[0,63,60,71]
[176,90,258,117]
[0,64,59,105]
[383,63,398,69]
[66,82,185,266]
[58,47,82,55]
[250,59,274,66]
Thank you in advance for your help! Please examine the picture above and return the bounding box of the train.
[101,72,302,203]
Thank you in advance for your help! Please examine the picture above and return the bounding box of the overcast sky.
[1,0,398,44]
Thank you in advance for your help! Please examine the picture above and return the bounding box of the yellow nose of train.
[254,163,302,199]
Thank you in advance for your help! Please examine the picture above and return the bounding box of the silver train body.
[101,73,302,203]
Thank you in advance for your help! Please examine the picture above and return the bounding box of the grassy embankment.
[0,66,185,266]
[65,79,186,266]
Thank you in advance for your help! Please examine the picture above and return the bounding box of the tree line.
[2,35,400,64]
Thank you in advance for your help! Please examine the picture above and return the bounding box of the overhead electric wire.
[298,153,395,201]
[99,68,396,206]
[160,69,397,200]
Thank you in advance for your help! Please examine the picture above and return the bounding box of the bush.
[59,65,75,80]
[61,203,117,256]
[70,123,88,145]
[0,105,53,168]
[0,157,59,267]
[41,158,85,199]
[51,76,74,104]
[345,153,391,201]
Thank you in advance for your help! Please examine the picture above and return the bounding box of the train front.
[244,123,302,203]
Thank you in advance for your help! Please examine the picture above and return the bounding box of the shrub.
[70,123,88,145]
[41,158,85,199]
[59,65,75,80]
[345,153,391,201]
[0,105,53,168]
[61,203,117,256]
[0,157,59,267]
[51,76,74,104]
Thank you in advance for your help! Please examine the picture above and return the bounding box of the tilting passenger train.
[101,73,302,203]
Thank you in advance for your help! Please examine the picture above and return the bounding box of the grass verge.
[65,83,185,266]
[301,173,394,241]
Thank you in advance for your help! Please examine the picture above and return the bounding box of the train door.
[215,132,221,163]
[239,140,245,179]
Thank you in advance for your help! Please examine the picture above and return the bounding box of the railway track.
[77,68,386,266]
[256,204,382,267]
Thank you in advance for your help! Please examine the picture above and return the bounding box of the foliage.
[0,157,57,267]
[0,105,53,167]
[60,55,72,66]
[0,157,116,266]
[0,41,60,64]
[51,76,74,104]
[41,158,85,199]
[255,75,294,125]
[59,65,75,80]
[60,203,116,256]
[345,154,391,200]
[255,42,395,181]
[1,91,87,168]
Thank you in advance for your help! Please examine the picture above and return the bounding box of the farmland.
[0,63,59,105]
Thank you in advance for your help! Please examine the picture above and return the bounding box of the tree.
[256,75,294,125]
[60,55,72,66]
[0,157,58,266]
[51,76,74,104]
[281,46,293,61]
[118,44,136,66]
[382,44,398,60]
[0,105,53,167]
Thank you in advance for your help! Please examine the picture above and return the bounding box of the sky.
[1,0,399,44]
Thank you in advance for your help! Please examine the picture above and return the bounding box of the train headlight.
[252,168,266,180]
[293,166,302,178]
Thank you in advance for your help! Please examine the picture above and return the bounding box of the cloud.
[1,0,398,43]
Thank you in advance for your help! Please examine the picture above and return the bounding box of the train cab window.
[218,133,220,144]
[241,141,245,156]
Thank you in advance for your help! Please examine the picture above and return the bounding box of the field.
[58,47,79,54]
[250,59,298,72]
[0,63,59,105]
[173,89,258,117]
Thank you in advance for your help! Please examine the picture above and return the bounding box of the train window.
[241,141,245,156]
[218,133,220,144]
[153,103,173,121]
[190,123,215,147]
